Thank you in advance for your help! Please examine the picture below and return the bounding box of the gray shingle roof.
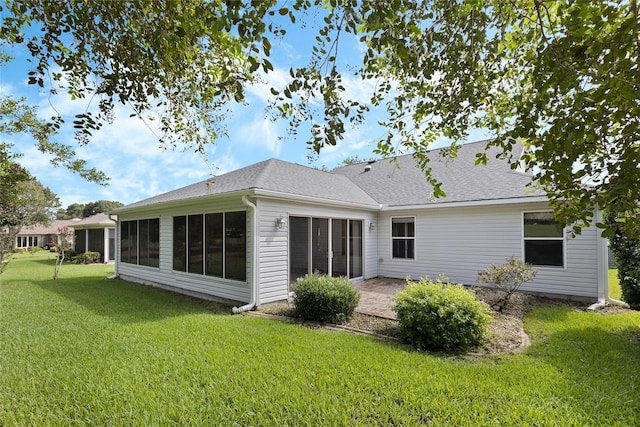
[116,140,545,213]
[116,158,380,211]
[332,140,545,206]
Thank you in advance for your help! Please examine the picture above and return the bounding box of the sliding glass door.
[289,216,363,287]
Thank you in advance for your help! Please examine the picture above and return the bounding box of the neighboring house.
[15,219,81,250]
[112,141,610,309]
[15,213,116,263]
[72,213,117,263]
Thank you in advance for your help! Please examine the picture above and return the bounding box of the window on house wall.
[120,219,159,266]
[225,211,247,281]
[205,213,223,277]
[188,214,204,274]
[173,211,246,281]
[523,211,564,267]
[173,216,187,272]
[75,229,87,253]
[138,219,160,267]
[392,217,415,259]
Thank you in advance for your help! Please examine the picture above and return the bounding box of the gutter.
[107,213,119,280]
[233,196,259,313]
[588,207,629,311]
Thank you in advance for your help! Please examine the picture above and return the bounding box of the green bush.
[606,213,640,310]
[72,251,101,264]
[14,248,27,254]
[393,278,492,351]
[292,273,360,324]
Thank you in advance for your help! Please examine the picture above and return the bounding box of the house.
[15,218,81,250]
[111,141,610,310]
[71,213,117,263]
[15,214,116,262]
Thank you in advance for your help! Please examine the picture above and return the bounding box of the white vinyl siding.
[256,198,378,304]
[378,201,598,299]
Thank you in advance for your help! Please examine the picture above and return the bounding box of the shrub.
[14,248,27,254]
[476,257,537,311]
[393,278,492,351]
[292,272,360,324]
[606,212,640,310]
[72,251,101,264]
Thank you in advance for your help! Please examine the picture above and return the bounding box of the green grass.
[609,268,622,300]
[2,252,639,426]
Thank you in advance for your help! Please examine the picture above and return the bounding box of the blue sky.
[1,9,488,208]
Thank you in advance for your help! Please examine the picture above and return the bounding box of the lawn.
[609,268,622,300]
[1,252,639,426]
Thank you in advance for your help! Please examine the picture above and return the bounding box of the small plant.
[393,278,492,351]
[476,257,537,312]
[292,272,360,324]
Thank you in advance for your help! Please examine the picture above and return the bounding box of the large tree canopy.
[1,0,638,236]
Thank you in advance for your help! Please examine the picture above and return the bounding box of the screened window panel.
[188,215,204,274]
[225,211,246,281]
[205,213,223,277]
[173,216,187,272]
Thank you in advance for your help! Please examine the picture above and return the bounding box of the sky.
[1,7,488,209]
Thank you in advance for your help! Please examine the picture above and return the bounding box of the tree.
[53,226,74,280]
[82,200,124,218]
[2,1,639,236]
[0,156,61,272]
[0,143,30,272]
[0,95,107,184]
[64,203,85,219]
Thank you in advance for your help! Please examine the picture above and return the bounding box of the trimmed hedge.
[292,273,360,324]
[393,278,492,351]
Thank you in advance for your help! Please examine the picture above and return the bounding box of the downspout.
[233,196,259,313]
[107,213,119,280]
[588,207,629,310]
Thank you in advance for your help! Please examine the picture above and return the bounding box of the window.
[139,219,160,267]
[75,229,87,253]
[523,212,564,267]
[205,213,223,277]
[120,219,159,266]
[120,222,136,264]
[173,216,187,272]
[392,217,415,259]
[173,211,247,281]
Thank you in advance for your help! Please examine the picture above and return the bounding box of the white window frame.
[522,210,566,269]
[391,216,416,260]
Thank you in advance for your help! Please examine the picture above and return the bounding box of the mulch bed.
[258,287,629,356]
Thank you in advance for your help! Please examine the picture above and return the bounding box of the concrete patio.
[352,278,408,319]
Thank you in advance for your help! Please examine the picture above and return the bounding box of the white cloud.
[235,115,283,156]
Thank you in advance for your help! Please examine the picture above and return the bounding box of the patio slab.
[352,278,407,319]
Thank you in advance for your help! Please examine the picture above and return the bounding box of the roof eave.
[253,189,379,210]
[112,190,255,215]
[381,195,549,211]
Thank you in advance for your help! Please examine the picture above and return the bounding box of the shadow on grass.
[34,276,232,324]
